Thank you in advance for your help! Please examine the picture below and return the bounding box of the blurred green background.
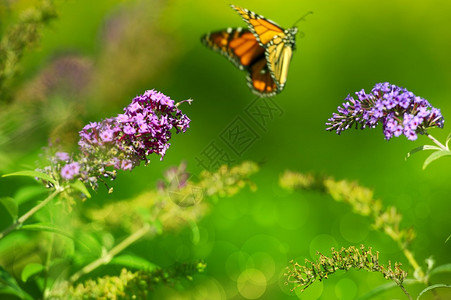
[1,0,451,299]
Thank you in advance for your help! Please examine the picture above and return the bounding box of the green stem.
[42,204,55,300]
[399,284,413,300]
[425,133,447,151]
[0,188,62,239]
[69,223,152,283]
[402,248,424,280]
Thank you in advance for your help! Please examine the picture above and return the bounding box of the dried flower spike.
[285,245,408,293]
[326,82,444,141]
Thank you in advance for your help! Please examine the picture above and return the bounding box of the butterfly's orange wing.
[201,28,264,70]
[247,57,278,96]
[202,28,277,96]
[231,5,285,46]
[201,5,298,97]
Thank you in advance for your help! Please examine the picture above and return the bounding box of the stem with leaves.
[0,188,63,239]
[406,131,451,169]
[70,223,152,283]
[425,133,447,151]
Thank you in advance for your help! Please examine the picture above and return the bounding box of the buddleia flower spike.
[326,82,449,168]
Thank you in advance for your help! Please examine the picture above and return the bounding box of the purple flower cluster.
[326,82,444,141]
[78,90,191,172]
[42,90,191,188]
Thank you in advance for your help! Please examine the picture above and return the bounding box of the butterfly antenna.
[292,11,313,27]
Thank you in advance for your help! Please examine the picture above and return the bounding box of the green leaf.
[446,132,451,149]
[70,181,91,198]
[0,197,18,220]
[406,145,442,159]
[15,185,47,206]
[417,284,451,300]
[21,223,75,241]
[0,266,32,299]
[21,263,44,282]
[73,232,103,260]
[423,150,451,169]
[2,170,56,185]
[22,224,92,253]
[429,263,451,276]
[446,234,451,243]
[110,254,158,271]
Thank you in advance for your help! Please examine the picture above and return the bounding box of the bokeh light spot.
[226,251,250,281]
[335,278,357,300]
[237,268,267,299]
[251,199,278,227]
[309,234,338,259]
[339,213,369,243]
[247,252,276,282]
[294,280,323,299]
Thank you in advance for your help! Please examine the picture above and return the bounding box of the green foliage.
[280,170,451,298]
[21,262,45,282]
[0,197,17,221]
[405,131,451,169]
[3,170,57,186]
[49,262,206,300]
[0,266,32,299]
[280,171,416,251]
[417,284,451,300]
[86,161,259,234]
[0,0,57,101]
[1,1,451,299]
[422,150,451,169]
[109,255,157,271]
[0,160,258,298]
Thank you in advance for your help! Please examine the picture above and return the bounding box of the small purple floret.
[61,162,80,180]
[55,152,70,161]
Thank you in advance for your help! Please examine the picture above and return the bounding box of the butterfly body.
[201,5,298,97]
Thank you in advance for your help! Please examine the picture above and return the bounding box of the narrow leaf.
[21,224,92,252]
[110,254,157,271]
[417,284,451,300]
[0,266,32,299]
[21,223,75,240]
[2,170,56,185]
[429,263,451,276]
[21,263,44,282]
[446,234,451,243]
[446,132,451,149]
[406,145,442,159]
[70,181,91,198]
[0,197,18,220]
[423,151,451,169]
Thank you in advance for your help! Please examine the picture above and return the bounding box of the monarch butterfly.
[201,5,306,97]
